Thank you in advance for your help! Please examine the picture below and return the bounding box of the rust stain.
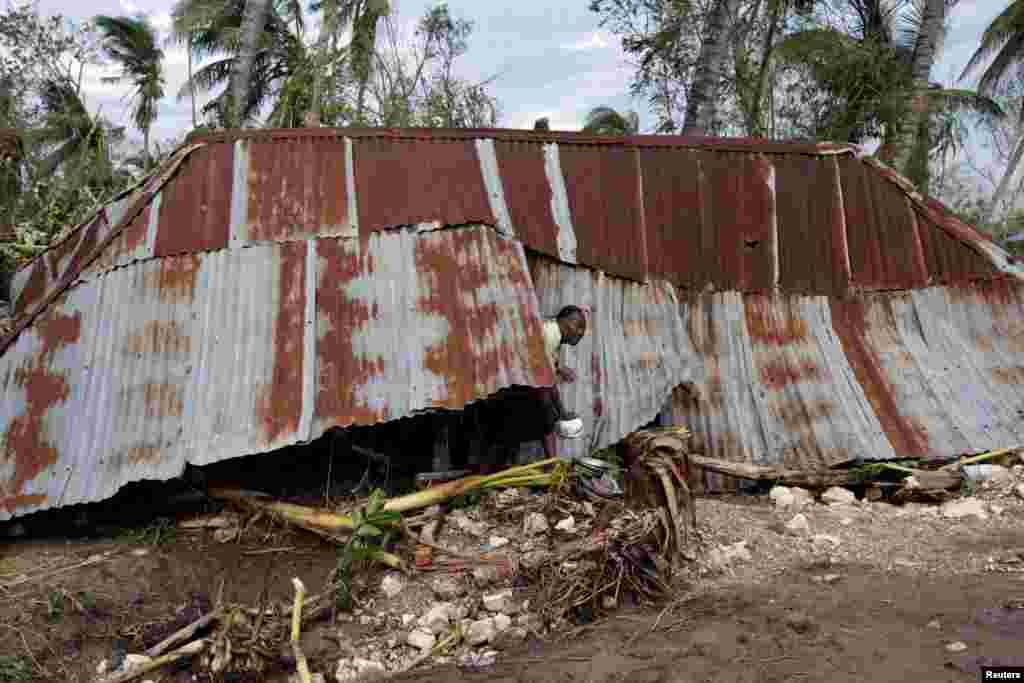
[141,254,201,303]
[255,242,306,444]
[829,298,929,457]
[591,350,604,417]
[141,382,184,418]
[1,310,81,513]
[154,144,232,256]
[13,259,47,317]
[759,358,821,389]
[991,366,1024,385]
[416,229,511,408]
[497,238,551,384]
[124,320,191,355]
[774,399,834,430]
[316,236,385,425]
[744,294,808,346]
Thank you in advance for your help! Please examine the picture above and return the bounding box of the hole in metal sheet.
[744,239,760,249]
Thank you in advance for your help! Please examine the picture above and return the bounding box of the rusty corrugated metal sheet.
[352,137,494,234]
[6,128,1024,513]
[0,224,551,518]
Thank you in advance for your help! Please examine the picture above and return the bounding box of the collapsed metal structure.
[2,128,1022,518]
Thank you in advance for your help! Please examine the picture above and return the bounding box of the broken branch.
[97,639,208,683]
[290,578,312,683]
[144,608,222,658]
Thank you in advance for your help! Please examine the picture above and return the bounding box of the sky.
[31,0,1006,152]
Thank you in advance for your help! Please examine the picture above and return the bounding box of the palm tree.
[582,106,640,135]
[310,0,389,122]
[960,0,1024,224]
[34,81,122,181]
[95,15,165,167]
[230,0,272,127]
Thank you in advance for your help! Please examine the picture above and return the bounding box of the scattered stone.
[493,613,512,632]
[839,517,854,527]
[419,603,454,634]
[458,650,498,671]
[813,574,841,584]
[1015,483,1024,501]
[940,498,989,520]
[945,641,967,653]
[989,503,1006,516]
[769,486,795,508]
[927,619,941,630]
[821,487,856,505]
[482,590,515,614]
[472,565,511,588]
[812,534,841,548]
[785,513,811,535]
[380,572,405,599]
[212,526,239,543]
[130,548,149,557]
[582,501,596,516]
[432,577,466,600]
[602,594,617,609]
[487,536,510,549]
[516,613,542,631]
[336,657,386,682]
[96,659,110,675]
[401,613,417,627]
[521,550,551,570]
[406,629,436,652]
[466,618,497,645]
[451,511,488,537]
[555,515,576,533]
[523,513,549,536]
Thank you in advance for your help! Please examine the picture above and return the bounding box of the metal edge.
[474,138,515,237]
[543,142,578,265]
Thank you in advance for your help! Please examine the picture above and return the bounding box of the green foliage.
[77,590,98,611]
[46,589,65,623]
[0,656,33,683]
[334,489,400,610]
[960,478,978,497]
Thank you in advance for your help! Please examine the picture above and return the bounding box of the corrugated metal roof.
[3,128,1024,516]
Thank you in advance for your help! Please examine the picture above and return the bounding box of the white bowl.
[556,417,584,439]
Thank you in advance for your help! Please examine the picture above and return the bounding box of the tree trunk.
[885,0,944,181]
[143,125,151,170]
[681,0,741,136]
[188,35,197,129]
[750,0,782,137]
[985,129,1024,226]
[229,0,272,128]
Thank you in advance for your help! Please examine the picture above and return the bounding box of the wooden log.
[686,454,855,488]
[144,608,221,658]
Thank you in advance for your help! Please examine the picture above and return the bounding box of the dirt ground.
[2,484,1023,683]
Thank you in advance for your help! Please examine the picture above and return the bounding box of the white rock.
[458,650,498,670]
[353,659,386,676]
[488,535,510,549]
[989,503,1006,516]
[432,577,466,600]
[483,590,516,614]
[336,657,386,682]
[130,548,149,557]
[96,659,110,675]
[465,618,497,645]
[419,603,454,634]
[769,486,795,508]
[451,511,488,536]
[940,498,989,520]
[406,629,436,652]
[583,502,596,516]
[493,613,512,632]
[380,572,405,599]
[523,512,549,536]
[812,534,841,548]
[1015,483,1024,501]
[555,516,576,533]
[123,654,151,670]
[401,613,417,627]
[785,513,811,535]
[821,487,856,505]
[945,641,967,653]
[839,517,854,527]
[927,619,941,629]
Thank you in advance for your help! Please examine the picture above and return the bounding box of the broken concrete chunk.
[336,657,386,682]
[940,498,989,520]
[487,535,510,549]
[482,589,515,614]
[431,576,466,600]
[380,572,405,599]
[406,629,436,652]
[770,486,813,509]
[493,613,512,632]
[945,641,967,653]
[523,512,549,536]
[820,487,856,505]
[785,513,811,535]
[555,515,576,533]
[465,618,497,645]
[419,603,454,634]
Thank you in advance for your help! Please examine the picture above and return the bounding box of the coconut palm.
[681,0,741,136]
[960,0,1024,223]
[95,15,165,167]
[230,0,273,127]
[34,80,123,181]
[310,0,389,122]
[582,106,640,135]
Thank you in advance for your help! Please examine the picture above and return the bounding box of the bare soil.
[2,486,1023,683]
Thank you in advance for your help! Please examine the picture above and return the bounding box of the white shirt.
[542,319,562,372]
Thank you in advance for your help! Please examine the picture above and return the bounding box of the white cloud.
[119,0,139,15]
[560,31,611,52]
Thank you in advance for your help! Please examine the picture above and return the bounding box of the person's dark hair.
[556,305,585,322]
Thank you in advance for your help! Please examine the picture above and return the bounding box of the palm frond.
[959,0,1024,85]
[925,86,1005,119]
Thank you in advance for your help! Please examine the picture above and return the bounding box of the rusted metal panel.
[86,207,147,277]
[245,137,350,243]
[915,209,997,284]
[837,157,927,290]
[155,144,232,257]
[315,226,551,434]
[638,148,703,288]
[773,156,850,294]
[352,137,493,235]
[558,145,646,281]
[492,139,560,258]
[11,257,48,318]
[698,152,777,291]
